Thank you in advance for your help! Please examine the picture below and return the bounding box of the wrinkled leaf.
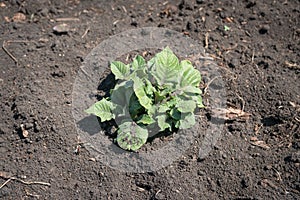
[166,96,180,108]
[179,60,201,87]
[144,79,155,96]
[111,80,134,116]
[170,108,181,120]
[157,114,172,131]
[133,77,152,110]
[85,98,115,121]
[174,120,181,128]
[129,94,143,119]
[151,47,181,86]
[180,86,202,95]
[177,100,196,113]
[137,114,156,125]
[132,55,146,70]
[191,95,205,108]
[116,122,148,151]
[147,105,156,117]
[131,55,148,79]
[179,112,195,129]
[111,61,130,80]
[157,103,170,113]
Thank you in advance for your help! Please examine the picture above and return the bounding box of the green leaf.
[111,81,134,116]
[129,94,143,119]
[179,60,201,87]
[151,47,181,86]
[132,55,146,70]
[131,55,148,79]
[170,108,181,120]
[180,86,202,94]
[166,96,180,108]
[133,77,152,110]
[157,103,170,113]
[177,100,196,113]
[85,98,115,122]
[224,25,230,31]
[190,94,205,108]
[147,57,156,70]
[179,112,196,129]
[154,87,174,104]
[175,120,180,128]
[147,105,156,117]
[111,61,130,80]
[136,114,156,125]
[116,122,148,151]
[156,114,172,131]
[144,79,155,96]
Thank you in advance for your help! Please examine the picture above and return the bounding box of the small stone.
[130,19,138,27]
[12,12,26,22]
[290,151,300,163]
[25,122,34,129]
[241,176,252,188]
[39,8,49,17]
[51,125,57,132]
[179,0,194,10]
[0,2,6,7]
[207,177,217,191]
[221,152,227,159]
[53,23,70,34]
[34,124,41,132]
[51,71,65,78]
[186,21,194,31]
[259,25,270,34]
[264,165,272,170]
[49,7,59,14]
[228,58,239,68]
[196,0,205,4]
[197,170,205,176]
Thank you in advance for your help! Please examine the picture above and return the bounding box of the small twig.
[25,188,41,198]
[162,1,169,6]
[126,54,130,62]
[2,41,18,64]
[204,32,209,49]
[113,20,119,26]
[79,66,91,78]
[272,168,282,182]
[154,189,161,198]
[0,174,50,189]
[81,27,90,38]
[223,43,238,51]
[204,76,221,95]
[10,177,51,186]
[236,93,245,112]
[0,178,12,189]
[254,124,263,135]
[2,40,34,65]
[55,17,80,22]
[122,6,127,13]
[198,56,214,61]
[285,61,300,69]
[251,49,255,63]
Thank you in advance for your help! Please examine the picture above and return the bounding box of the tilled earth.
[0,0,299,199]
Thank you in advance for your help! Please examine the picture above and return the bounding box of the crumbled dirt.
[0,0,299,199]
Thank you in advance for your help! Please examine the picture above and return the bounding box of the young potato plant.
[85,47,204,151]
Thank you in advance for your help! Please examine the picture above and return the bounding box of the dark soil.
[1,0,299,199]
